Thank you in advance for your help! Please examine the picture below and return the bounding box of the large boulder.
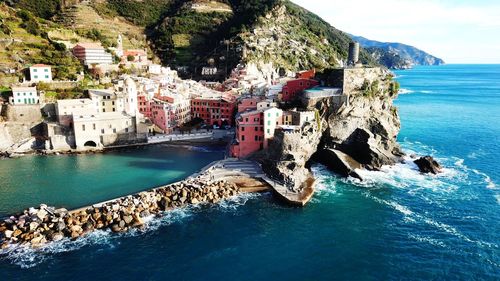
[314,149,363,180]
[414,156,442,174]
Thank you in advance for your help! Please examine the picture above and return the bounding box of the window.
[102,102,105,106]
[33,69,37,72]
[241,127,245,131]
[276,113,279,117]
[255,127,258,131]
[44,69,48,72]
[34,75,38,79]
[245,118,249,122]
[125,128,129,133]
[241,135,245,141]
[93,124,96,130]
[113,128,116,133]
[45,75,49,79]
[255,136,258,141]
[268,113,270,117]
[267,121,271,125]
[101,129,105,134]
[267,129,270,134]
[82,125,85,131]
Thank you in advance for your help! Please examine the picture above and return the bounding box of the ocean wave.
[420,90,435,94]
[363,192,497,250]
[408,233,447,248]
[311,165,339,196]
[398,88,414,94]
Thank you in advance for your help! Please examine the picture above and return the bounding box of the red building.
[281,78,319,102]
[296,69,316,80]
[137,94,152,118]
[191,95,237,127]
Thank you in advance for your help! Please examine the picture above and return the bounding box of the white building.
[55,99,97,127]
[72,43,113,66]
[263,107,283,148]
[10,86,39,105]
[29,64,52,82]
[73,113,136,149]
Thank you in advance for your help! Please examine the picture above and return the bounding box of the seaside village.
[0,36,359,158]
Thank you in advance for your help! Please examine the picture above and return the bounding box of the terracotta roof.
[31,64,50,68]
[74,42,104,49]
[123,50,146,57]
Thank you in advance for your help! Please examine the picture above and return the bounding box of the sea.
[0,64,499,280]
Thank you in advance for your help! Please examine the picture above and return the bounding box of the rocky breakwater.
[262,67,403,192]
[0,179,239,249]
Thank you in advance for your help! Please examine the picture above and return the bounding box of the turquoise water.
[1,65,499,280]
[0,145,224,216]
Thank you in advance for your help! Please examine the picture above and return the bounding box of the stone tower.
[348,42,360,66]
[116,34,124,57]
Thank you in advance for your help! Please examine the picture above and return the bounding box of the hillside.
[5,0,399,80]
[95,0,377,78]
[0,3,83,84]
[351,34,445,69]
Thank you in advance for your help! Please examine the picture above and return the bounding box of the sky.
[291,0,500,63]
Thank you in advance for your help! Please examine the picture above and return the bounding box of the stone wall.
[4,104,42,123]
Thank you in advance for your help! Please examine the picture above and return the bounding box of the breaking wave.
[398,88,414,94]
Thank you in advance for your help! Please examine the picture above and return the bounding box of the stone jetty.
[0,179,239,249]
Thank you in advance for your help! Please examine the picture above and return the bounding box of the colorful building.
[29,64,52,82]
[72,43,113,66]
[230,107,283,158]
[296,69,316,80]
[280,78,319,102]
[137,94,152,119]
[191,94,237,127]
[237,97,261,113]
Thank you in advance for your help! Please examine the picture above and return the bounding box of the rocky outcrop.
[263,67,403,190]
[261,121,323,190]
[0,179,239,249]
[314,149,362,180]
[414,156,442,174]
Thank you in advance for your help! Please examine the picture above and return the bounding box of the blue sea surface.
[0,65,499,280]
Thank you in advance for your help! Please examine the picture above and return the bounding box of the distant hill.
[351,35,445,69]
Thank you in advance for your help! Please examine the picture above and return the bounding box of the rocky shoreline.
[0,178,239,249]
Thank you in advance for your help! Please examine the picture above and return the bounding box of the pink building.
[150,98,191,134]
[237,97,262,113]
[230,107,283,158]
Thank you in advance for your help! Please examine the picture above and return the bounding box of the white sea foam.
[311,165,339,196]
[408,233,447,248]
[398,88,414,94]
[364,192,497,250]
[420,90,435,94]
[0,192,259,269]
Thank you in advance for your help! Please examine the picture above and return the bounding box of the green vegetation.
[10,0,61,19]
[0,86,11,101]
[104,0,172,27]
[389,81,400,97]
[361,79,380,98]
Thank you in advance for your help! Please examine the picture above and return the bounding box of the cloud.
[291,0,500,63]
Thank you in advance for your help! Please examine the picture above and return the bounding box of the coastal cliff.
[262,67,402,189]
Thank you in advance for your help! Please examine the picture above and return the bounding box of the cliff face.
[262,67,402,188]
[351,35,445,69]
